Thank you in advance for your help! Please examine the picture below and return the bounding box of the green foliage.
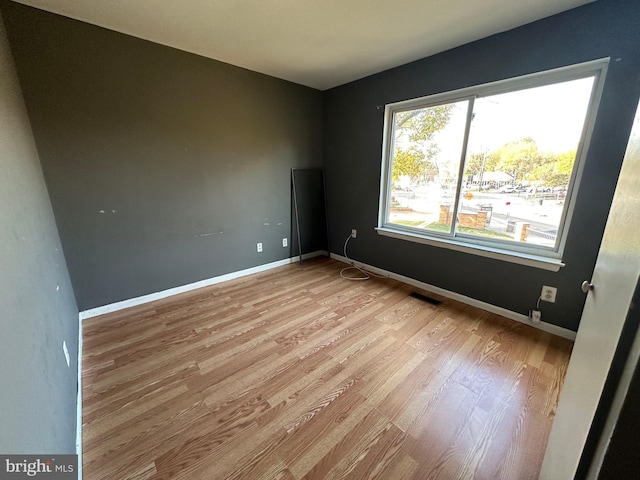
[392,148,425,183]
[391,148,440,183]
[530,150,576,187]
[556,150,576,176]
[391,104,453,183]
[466,150,498,176]
[493,137,540,183]
[476,137,577,187]
[395,104,453,143]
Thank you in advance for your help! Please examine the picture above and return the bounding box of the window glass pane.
[388,100,470,234]
[459,77,595,247]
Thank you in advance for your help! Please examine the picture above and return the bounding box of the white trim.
[331,253,576,340]
[76,313,83,479]
[79,251,328,320]
[384,59,609,113]
[376,227,565,272]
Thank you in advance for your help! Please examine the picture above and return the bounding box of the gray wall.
[1,2,323,311]
[323,0,640,331]
[0,10,78,452]
[4,0,639,331]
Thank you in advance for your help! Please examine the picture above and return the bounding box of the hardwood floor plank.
[524,330,550,368]
[286,401,374,479]
[222,429,291,480]
[82,257,573,480]
[375,451,419,480]
[153,398,268,479]
[83,398,210,469]
[344,422,406,480]
[300,408,390,479]
[164,422,262,480]
[83,363,199,424]
[84,383,189,445]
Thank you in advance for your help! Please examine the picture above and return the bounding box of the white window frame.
[376,59,609,272]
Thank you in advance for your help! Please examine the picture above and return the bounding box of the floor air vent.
[409,292,442,305]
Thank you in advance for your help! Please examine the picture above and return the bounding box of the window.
[377,60,608,270]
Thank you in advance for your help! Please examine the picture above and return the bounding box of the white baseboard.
[79,251,328,320]
[331,253,576,341]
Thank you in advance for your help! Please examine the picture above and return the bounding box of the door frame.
[540,100,640,479]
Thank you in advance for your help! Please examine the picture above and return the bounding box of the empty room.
[2,0,640,479]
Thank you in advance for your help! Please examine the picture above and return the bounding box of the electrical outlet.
[63,340,70,367]
[531,310,542,324]
[282,238,288,247]
[351,229,357,238]
[541,285,557,303]
[257,242,263,253]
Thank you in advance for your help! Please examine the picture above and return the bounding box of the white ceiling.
[13,0,594,90]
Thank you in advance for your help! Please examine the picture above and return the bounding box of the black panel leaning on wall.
[322,0,640,331]
[291,168,329,260]
[1,1,323,311]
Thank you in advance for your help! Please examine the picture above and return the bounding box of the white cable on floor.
[339,233,387,281]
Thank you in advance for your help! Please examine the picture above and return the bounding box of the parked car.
[499,186,516,193]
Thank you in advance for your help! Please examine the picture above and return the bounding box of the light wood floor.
[82,257,573,480]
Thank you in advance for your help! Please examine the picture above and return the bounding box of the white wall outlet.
[63,340,70,367]
[257,242,263,253]
[541,285,557,303]
[531,310,542,324]
[351,229,357,238]
[282,238,288,247]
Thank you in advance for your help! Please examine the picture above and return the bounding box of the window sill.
[375,226,565,272]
